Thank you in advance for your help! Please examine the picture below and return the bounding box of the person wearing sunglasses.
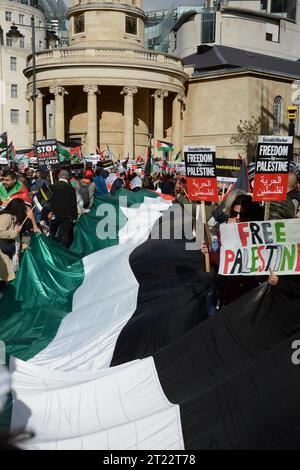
[202,194,264,312]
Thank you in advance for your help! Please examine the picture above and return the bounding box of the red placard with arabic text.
[253,173,289,201]
[186,177,219,202]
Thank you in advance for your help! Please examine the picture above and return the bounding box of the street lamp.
[6,19,59,151]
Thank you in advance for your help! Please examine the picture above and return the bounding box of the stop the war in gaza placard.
[253,136,293,202]
[219,219,300,276]
[184,145,218,202]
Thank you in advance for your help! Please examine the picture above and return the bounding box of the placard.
[253,136,293,201]
[184,145,218,202]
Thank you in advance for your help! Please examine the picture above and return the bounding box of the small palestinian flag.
[145,145,152,176]
[0,131,7,150]
[0,149,8,165]
[33,183,53,212]
[7,142,15,161]
[157,140,174,152]
[174,151,182,161]
[58,143,82,163]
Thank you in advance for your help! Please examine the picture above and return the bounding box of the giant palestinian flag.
[1,189,300,449]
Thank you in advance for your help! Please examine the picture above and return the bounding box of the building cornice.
[67,2,147,21]
[221,6,296,24]
[189,67,299,83]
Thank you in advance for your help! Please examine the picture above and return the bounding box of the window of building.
[5,12,12,22]
[49,113,53,129]
[260,0,268,10]
[10,109,19,124]
[125,16,137,35]
[11,84,18,99]
[19,14,24,25]
[271,0,297,21]
[202,12,216,44]
[6,36,12,47]
[26,110,29,125]
[266,32,273,41]
[10,57,17,71]
[273,96,283,133]
[74,14,85,34]
[20,36,25,48]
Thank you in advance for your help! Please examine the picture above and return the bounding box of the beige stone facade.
[22,0,300,161]
[184,71,300,158]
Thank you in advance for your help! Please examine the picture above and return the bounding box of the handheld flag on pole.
[145,145,152,176]
[0,132,7,150]
[174,151,182,162]
[157,140,174,152]
[222,157,251,202]
[7,142,15,161]
[33,183,53,212]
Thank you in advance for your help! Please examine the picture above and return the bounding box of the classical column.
[121,86,138,159]
[26,91,34,146]
[36,90,44,141]
[83,85,100,155]
[172,93,185,160]
[49,86,68,142]
[152,89,168,153]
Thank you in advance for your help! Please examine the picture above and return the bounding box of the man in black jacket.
[49,170,78,248]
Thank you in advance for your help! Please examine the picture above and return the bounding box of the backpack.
[77,180,90,209]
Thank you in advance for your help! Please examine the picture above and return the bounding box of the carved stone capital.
[121,86,138,96]
[175,93,186,104]
[49,86,69,96]
[83,85,100,95]
[36,90,44,99]
[152,89,169,100]
[26,91,33,101]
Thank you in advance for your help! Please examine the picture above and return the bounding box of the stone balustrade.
[27,47,185,72]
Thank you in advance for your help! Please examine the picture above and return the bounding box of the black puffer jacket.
[49,181,78,219]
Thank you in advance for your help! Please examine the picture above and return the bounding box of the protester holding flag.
[49,170,78,248]
[30,170,50,223]
[0,170,32,208]
[202,194,265,310]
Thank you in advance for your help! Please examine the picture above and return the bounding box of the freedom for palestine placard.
[253,136,293,202]
[184,145,218,202]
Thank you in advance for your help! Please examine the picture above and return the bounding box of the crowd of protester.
[0,164,299,310]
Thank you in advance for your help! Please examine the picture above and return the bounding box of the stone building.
[23,0,300,160]
[24,0,188,158]
[0,0,46,150]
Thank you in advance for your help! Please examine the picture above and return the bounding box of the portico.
[24,0,188,159]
